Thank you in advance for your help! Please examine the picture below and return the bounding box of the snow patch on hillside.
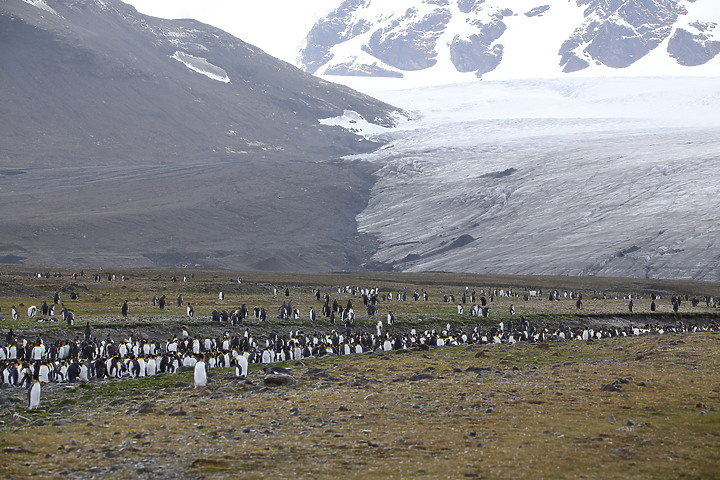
[172,51,230,83]
[22,0,60,16]
[319,110,396,138]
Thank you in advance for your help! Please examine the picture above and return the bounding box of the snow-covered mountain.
[299,0,720,84]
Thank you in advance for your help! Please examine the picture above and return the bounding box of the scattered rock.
[264,374,296,387]
[601,383,621,392]
[136,401,155,414]
[167,406,187,416]
[12,413,31,423]
[470,366,492,373]
[351,376,373,386]
[4,446,35,454]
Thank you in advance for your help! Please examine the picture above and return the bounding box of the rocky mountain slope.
[0,0,403,271]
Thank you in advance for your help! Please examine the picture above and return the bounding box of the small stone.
[264,374,296,387]
[167,406,187,417]
[137,401,155,414]
[12,413,30,423]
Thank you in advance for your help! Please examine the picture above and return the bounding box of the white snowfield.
[347,77,720,281]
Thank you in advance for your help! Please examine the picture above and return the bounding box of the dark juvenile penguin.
[66,361,80,383]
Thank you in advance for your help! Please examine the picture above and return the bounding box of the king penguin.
[193,358,207,388]
[233,354,248,378]
[28,378,41,410]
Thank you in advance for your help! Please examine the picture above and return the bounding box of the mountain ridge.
[299,0,720,84]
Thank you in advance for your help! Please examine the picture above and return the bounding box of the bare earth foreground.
[1,267,719,479]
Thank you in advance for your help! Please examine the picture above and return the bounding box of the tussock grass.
[2,333,720,479]
[1,266,719,478]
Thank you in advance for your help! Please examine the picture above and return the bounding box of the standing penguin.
[233,354,248,377]
[121,300,129,318]
[28,378,41,410]
[11,306,18,321]
[193,358,207,388]
[187,303,194,318]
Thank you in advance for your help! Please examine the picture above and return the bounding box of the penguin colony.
[2,281,719,409]
[2,316,719,400]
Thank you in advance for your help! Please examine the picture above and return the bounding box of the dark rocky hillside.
[0,0,403,271]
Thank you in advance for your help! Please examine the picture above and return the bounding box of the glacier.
[346,76,720,281]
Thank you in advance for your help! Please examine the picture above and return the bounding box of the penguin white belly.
[194,360,207,388]
[28,380,41,410]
